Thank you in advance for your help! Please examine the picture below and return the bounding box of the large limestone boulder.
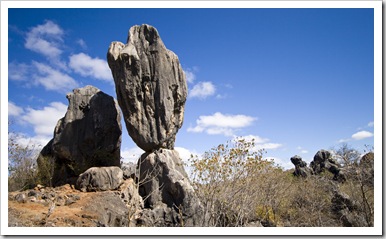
[37,85,122,186]
[107,24,187,152]
[137,149,203,226]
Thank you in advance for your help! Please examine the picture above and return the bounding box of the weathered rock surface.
[76,167,124,192]
[310,150,346,182]
[137,149,203,226]
[37,85,122,186]
[121,162,138,180]
[107,24,187,152]
[290,155,312,178]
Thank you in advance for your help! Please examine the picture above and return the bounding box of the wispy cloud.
[367,121,374,127]
[69,53,112,82]
[297,146,308,154]
[76,39,87,49]
[184,68,196,84]
[21,101,68,137]
[24,20,66,69]
[188,112,256,136]
[189,81,216,99]
[8,101,24,117]
[351,130,373,140]
[338,129,374,143]
[8,62,31,81]
[237,134,282,150]
[32,61,78,92]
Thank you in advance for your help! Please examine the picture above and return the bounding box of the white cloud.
[121,147,144,163]
[76,39,87,49]
[187,112,256,136]
[236,135,282,150]
[351,130,373,140]
[24,20,64,59]
[338,138,351,143]
[189,81,216,99]
[8,62,31,81]
[8,102,24,117]
[296,146,308,154]
[32,61,78,92]
[21,102,68,137]
[69,53,113,82]
[184,69,196,84]
[367,121,374,127]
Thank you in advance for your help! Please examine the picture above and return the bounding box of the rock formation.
[107,24,203,226]
[290,155,312,177]
[37,85,122,186]
[137,149,203,226]
[310,150,346,182]
[107,24,187,152]
[76,166,124,192]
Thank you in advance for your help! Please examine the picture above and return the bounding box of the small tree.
[333,143,361,166]
[8,131,39,191]
[189,137,289,226]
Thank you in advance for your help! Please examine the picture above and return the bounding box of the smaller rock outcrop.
[310,150,346,182]
[76,167,124,192]
[37,85,122,186]
[290,155,312,178]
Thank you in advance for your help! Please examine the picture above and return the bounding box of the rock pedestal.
[107,24,203,226]
[137,149,203,226]
[107,24,187,152]
[37,85,122,186]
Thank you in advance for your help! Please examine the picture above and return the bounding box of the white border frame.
[1,1,382,236]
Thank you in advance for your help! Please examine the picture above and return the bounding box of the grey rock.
[311,150,345,182]
[121,162,138,180]
[15,193,26,203]
[107,24,187,152]
[83,191,130,227]
[290,155,312,178]
[359,152,374,186]
[331,190,368,226]
[76,166,124,192]
[37,85,122,186]
[137,149,203,226]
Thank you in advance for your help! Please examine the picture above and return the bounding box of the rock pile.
[37,85,122,186]
[107,24,202,226]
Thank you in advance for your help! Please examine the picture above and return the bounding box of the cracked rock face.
[37,85,122,186]
[107,24,187,152]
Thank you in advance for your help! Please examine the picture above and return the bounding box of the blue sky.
[7,7,375,169]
